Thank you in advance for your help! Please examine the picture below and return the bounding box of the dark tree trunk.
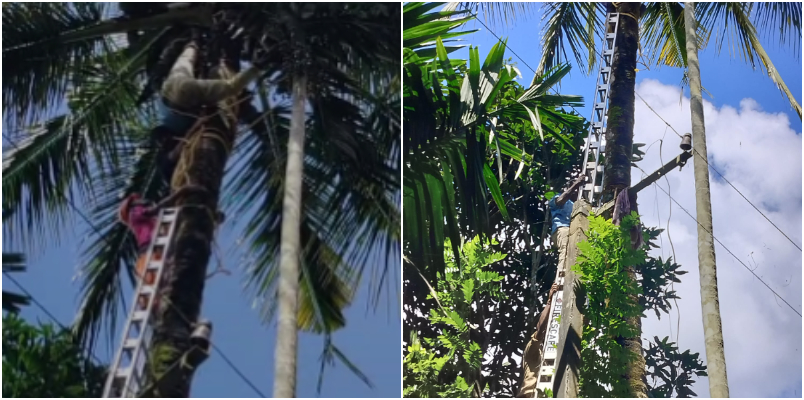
[146,69,239,397]
[602,2,640,199]
[605,2,647,398]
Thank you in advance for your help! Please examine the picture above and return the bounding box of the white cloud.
[634,79,802,397]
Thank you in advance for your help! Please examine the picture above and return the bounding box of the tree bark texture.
[605,2,647,398]
[684,3,730,397]
[273,72,308,398]
[602,2,640,199]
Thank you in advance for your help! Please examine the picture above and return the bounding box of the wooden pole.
[553,199,590,397]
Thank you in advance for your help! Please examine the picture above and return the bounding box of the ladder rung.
[600,67,611,74]
[132,310,150,323]
[603,49,614,57]
[115,367,132,379]
[154,236,170,246]
[584,184,603,193]
[608,14,619,23]
[585,163,604,173]
[123,338,141,350]
[594,102,605,110]
[606,32,616,40]
[140,284,155,296]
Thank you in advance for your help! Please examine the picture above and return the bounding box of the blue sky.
[449,7,801,398]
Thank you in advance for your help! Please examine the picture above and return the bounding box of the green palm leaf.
[2,252,30,314]
[696,2,802,118]
[2,3,108,129]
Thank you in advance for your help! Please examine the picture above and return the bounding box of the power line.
[2,132,267,397]
[635,167,802,318]
[3,271,107,366]
[634,91,802,252]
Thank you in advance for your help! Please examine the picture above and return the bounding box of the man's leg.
[161,43,199,108]
[553,227,570,272]
[518,329,543,397]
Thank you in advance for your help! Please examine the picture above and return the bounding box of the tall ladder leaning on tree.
[532,12,620,398]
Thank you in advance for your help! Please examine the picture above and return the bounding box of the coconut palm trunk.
[274,71,308,398]
[603,2,648,398]
[147,64,241,397]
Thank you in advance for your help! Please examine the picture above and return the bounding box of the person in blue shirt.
[547,174,587,271]
[152,39,268,184]
[517,174,586,398]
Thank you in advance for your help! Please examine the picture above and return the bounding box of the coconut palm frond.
[2,252,30,314]
[536,2,600,77]
[2,2,109,129]
[454,2,539,30]
[72,121,166,351]
[696,2,801,118]
[749,1,801,55]
[2,47,151,254]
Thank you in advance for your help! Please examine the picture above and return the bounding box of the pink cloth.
[128,205,157,249]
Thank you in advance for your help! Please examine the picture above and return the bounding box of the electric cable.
[634,167,802,318]
[635,90,802,252]
[2,271,107,366]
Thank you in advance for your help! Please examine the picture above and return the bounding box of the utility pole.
[683,3,730,397]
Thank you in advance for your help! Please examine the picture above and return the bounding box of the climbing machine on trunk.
[103,208,179,398]
[533,12,621,398]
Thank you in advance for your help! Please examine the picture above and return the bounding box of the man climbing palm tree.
[153,40,268,183]
[518,175,585,397]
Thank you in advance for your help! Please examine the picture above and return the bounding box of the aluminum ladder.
[534,12,621,397]
[103,207,179,398]
[576,12,621,206]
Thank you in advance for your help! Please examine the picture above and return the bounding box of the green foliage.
[2,313,105,397]
[403,332,474,398]
[572,214,706,398]
[2,253,30,313]
[403,236,506,397]
[573,213,645,397]
[403,2,584,288]
[645,336,708,398]
[637,227,685,319]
